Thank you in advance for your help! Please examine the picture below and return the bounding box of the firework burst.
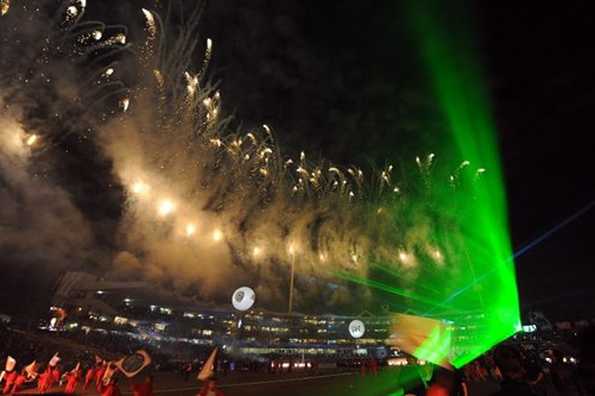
[1,0,488,312]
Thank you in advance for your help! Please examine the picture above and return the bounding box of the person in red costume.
[11,370,27,394]
[99,377,122,396]
[84,365,95,390]
[64,368,80,394]
[37,367,51,393]
[50,365,61,387]
[95,363,107,391]
[131,375,154,396]
[197,379,225,396]
[2,370,17,395]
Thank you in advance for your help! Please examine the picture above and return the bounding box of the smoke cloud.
[0,0,474,314]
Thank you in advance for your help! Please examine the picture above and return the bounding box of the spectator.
[577,326,595,394]
[491,345,536,396]
[84,364,95,390]
[426,367,468,396]
[550,350,581,395]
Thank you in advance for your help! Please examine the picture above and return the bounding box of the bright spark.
[1,0,10,16]
[185,224,196,237]
[399,250,415,267]
[212,229,223,242]
[25,134,38,146]
[66,5,78,16]
[157,200,175,217]
[288,243,298,256]
[131,181,149,195]
[120,97,130,112]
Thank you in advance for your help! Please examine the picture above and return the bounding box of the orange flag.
[197,348,218,381]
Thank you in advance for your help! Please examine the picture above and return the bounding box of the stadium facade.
[50,272,393,359]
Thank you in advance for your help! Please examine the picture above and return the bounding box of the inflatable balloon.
[231,287,256,311]
[349,319,365,339]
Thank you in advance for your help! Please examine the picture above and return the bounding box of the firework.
[0,0,519,368]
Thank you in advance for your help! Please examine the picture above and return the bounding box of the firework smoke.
[0,99,96,310]
[1,0,486,312]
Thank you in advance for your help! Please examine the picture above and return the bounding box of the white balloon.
[349,319,365,339]
[231,287,256,311]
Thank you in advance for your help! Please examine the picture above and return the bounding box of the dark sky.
[194,0,595,319]
[2,1,593,320]
[478,3,594,319]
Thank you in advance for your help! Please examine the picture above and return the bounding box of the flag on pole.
[115,350,152,378]
[102,362,118,386]
[197,348,218,381]
[25,361,38,378]
[5,356,16,372]
[49,353,61,367]
[387,313,453,369]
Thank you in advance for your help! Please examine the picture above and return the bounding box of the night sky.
[197,0,595,319]
[3,1,594,320]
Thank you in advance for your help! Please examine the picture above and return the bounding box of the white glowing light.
[66,5,78,16]
[185,224,196,237]
[157,200,175,216]
[212,229,223,242]
[105,67,114,76]
[120,97,130,112]
[288,243,298,256]
[252,246,262,257]
[399,250,414,266]
[231,286,255,311]
[319,253,327,262]
[1,0,10,16]
[25,134,38,146]
[131,181,149,195]
[141,8,156,36]
[93,30,102,40]
[349,320,365,338]
[185,72,198,95]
